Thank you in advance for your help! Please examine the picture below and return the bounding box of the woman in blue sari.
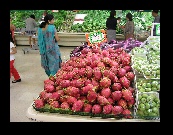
[38,14,62,77]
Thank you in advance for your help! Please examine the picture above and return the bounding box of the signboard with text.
[85,29,107,47]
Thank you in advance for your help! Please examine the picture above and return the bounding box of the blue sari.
[38,25,62,77]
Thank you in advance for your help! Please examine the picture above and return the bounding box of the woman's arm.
[10,47,17,54]
[54,27,60,41]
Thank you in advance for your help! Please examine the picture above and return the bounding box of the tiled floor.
[10,45,75,122]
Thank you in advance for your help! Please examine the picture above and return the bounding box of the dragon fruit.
[59,95,68,103]
[109,61,119,68]
[49,75,56,82]
[93,67,102,81]
[63,72,74,80]
[60,80,71,88]
[112,83,122,91]
[122,89,133,101]
[102,57,111,65]
[50,101,60,108]
[91,79,100,91]
[127,87,135,94]
[83,103,92,113]
[39,91,46,99]
[125,72,135,81]
[75,79,84,88]
[87,91,98,103]
[85,66,93,78]
[122,57,131,66]
[70,79,77,87]
[122,109,132,119]
[72,100,84,112]
[107,97,114,105]
[60,102,70,109]
[84,79,92,86]
[101,88,111,98]
[112,76,119,83]
[50,91,60,101]
[97,62,105,70]
[66,86,79,97]
[44,79,54,85]
[112,106,123,115]
[102,50,109,57]
[34,99,45,109]
[117,99,127,109]
[78,68,86,77]
[103,104,113,114]
[44,92,53,102]
[81,84,94,95]
[123,66,132,72]
[92,104,102,114]
[118,68,127,78]
[127,97,135,108]
[57,90,64,96]
[111,91,122,101]
[100,77,111,88]
[44,84,55,93]
[97,96,109,106]
[81,48,90,54]
[67,96,77,105]
[119,76,130,89]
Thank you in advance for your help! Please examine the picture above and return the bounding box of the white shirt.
[10,42,15,61]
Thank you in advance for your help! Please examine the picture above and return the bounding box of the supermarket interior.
[10,10,160,122]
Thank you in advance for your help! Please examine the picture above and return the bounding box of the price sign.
[85,29,107,47]
[151,23,160,36]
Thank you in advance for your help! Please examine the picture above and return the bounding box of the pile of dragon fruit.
[34,47,136,119]
[70,38,142,57]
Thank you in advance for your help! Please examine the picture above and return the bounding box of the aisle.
[10,46,74,122]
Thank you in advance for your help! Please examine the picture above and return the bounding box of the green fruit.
[137,86,142,90]
[156,103,160,108]
[137,110,145,117]
[144,71,150,76]
[138,95,142,100]
[147,96,154,102]
[139,88,145,92]
[157,75,160,78]
[139,103,145,111]
[146,83,151,88]
[149,101,157,108]
[151,81,158,87]
[156,70,160,75]
[141,98,147,103]
[151,87,157,91]
[152,107,159,113]
[145,103,150,109]
[143,110,149,116]
[142,83,147,88]
[145,88,151,92]
[157,84,160,90]
[154,98,160,103]
[142,94,148,98]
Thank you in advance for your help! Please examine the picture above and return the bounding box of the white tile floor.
[10,46,74,122]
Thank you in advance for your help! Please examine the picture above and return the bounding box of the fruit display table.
[26,103,159,122]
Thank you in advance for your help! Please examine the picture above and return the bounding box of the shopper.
[10,17,16,46]
[120,12,134,40]
[106,10,118,42]
[10,31,21,83]
[40,10,47,23]
[25,14,37,48]
[38,14,62,77]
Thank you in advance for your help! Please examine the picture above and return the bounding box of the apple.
[141,98,147,103]
[145,103,150,110]
[139,103,145,111]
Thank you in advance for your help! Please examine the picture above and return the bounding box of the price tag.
[85,29,107,47]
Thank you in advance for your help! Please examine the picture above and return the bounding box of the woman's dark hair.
[117,17,121,20]
[109,10,116,18]
[30,14,35,19]
[126,13,133,21]
[10,30,14,43]
[39,14,54,28]
[152,10,159,14]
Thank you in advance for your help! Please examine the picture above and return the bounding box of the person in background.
[117,17,121,24]
[38,14,62,77]
[40,10,47,24]
[106,10,117,42]
[10,17,16,46]
[120,12,134,40]
[25,14,37,48]
[10,31,21,83]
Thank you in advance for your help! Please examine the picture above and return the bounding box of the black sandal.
[12,79,21,83]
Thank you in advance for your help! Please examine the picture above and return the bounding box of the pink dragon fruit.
[72,100,84,112]
[78,68,86,77]
[127,87,135,94]
[34,99,45,109]
[122,109,132,119]
[100,77,111,88]
[70,79,77,87]
[125,72,135,81]
[67,96,77,105]
[122,89,133,101]
[103,104,113,114]
[107,97,114,105]
[39,91,46,99]
[59,95,68,103]
[117,99,127,109]
[119,76,130,89]
[85,66,93,78]
[81,48,90,54]
[60,102,70,109]
[122,57,131,66]
[118,68,127,78]
[109,61,119,68]
[97,62,105,70]
[101,88,111,98]
[79,96,88,103]
[50,101,60,108]
[75,79,85,88]
[90,61,98,69]
[112,106,123,115]
[44,84,55,93]
[44,79,54,85]
[127,97,135,108]
[81,84,94,95]
[57,90,64,96]
[108,48,115,53]
[87,91,98,103]
[92,79,100,91]
[92,104,102,114]
[112,83,122,91]
[111,91,122,101]
[102,50,109,57]
[44,92,53,102]
[123,66,132,72]
[84,79,92,86]
[50,91,60,101]
[97,96,109,106]
[112,76,119,83]
[93,68,102,81]
[63,72,74,80]
[102,57,111,65]
[60,80,71,88]
[66,86,79,97]
[83,103,92,113]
